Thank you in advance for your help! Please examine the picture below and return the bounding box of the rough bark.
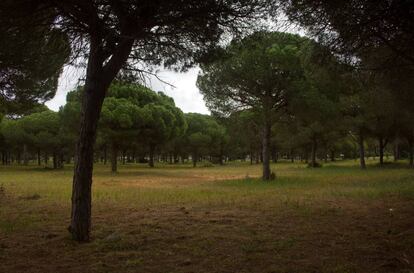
[359,133,366,169]
[68,35,133,242]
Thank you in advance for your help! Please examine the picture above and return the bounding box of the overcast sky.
[45,65,210,114]
[45,18,304,114]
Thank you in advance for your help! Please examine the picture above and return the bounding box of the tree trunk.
[17,150,21,165]
[111,142,118,173]
[69,80,107,241]
[310,138,317,167]
[68,35,134,242]
[330,150,335,162]
[379,137,385,165]
[304,149,309,163]
[53,152,58,169]
[262,115,271,180]
[408,140,413,168]
[103,145,107,165]
[359,133,366,169]
[121,149,125,165]
[192,151,197,167]
[23,144,29,165]
[149,144,155,168]
[393,140,399,161]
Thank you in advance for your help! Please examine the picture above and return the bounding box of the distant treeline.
[1,80,412,171]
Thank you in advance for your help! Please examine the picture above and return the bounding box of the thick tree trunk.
[359,133,366,169]
[330,150,335,162]
[69,81,107,241]
[68,34,133,242]
[149,144,155,168]
[111,142,118,173]
[262,116,271,180]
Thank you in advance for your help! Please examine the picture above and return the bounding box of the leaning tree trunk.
[262,115,271,180]
[68,36,133,242]
[359,133,366,169]
[111,142,118,173]
[69,81,107,241]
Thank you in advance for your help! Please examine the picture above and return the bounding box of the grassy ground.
[0,159,413,272]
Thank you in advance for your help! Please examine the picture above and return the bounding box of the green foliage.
[0,2,70,115]
[184,113,227,165]
[20,110,61,153]
[198,31,306,115]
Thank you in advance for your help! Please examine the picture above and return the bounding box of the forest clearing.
[2,0,414,272]
[1,160,413,273]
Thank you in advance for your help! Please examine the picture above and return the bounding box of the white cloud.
[46,65,209,114]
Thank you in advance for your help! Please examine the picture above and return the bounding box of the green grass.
[1,159,414,212]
